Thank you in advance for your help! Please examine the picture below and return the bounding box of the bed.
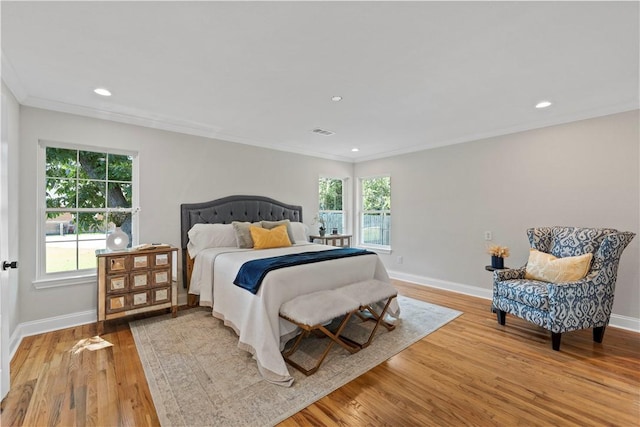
[180,195,399,386]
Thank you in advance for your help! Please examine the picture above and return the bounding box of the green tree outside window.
[45,147,134,273]
[318,178,344,234]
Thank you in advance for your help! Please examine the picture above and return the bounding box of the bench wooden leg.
[282,311,360,376]
[282,330,310,359]
[342,296,396,349]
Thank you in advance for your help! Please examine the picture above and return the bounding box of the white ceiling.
[2,1,638,162]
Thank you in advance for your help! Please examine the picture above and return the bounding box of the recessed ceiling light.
[351,148,359,152]
[331,96,342,102]
[94,88,112,97]
[535,100,552,109]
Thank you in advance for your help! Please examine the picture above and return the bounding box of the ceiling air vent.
[312,128,335,136]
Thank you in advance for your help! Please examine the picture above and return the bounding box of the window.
[41,143,137,279]
[318,177,345,234]
[359,176,391,249]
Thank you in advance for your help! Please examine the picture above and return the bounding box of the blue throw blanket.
[233,248,375,294]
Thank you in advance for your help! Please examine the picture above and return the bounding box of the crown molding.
[355,102,639,163]
[22,95,227,138]
[202,129,355,163]
[20,95,356,163]
[1,51,28,102]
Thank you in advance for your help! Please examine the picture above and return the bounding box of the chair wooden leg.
[551,332,562,351]
[496,310,506,325]
[593,326,606,343]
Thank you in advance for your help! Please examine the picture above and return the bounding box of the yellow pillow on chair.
[250,225,292,249]
[524,249,593,283]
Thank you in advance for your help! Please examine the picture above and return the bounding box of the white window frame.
[34,140,140,289]
[357,174,391,253]
[318,176,350,235]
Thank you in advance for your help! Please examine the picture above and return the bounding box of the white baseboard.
[8,329,22,363]
[9,309,96,361]
[608,314,640,332]
[387,270,640,333]
[387,270,493,300]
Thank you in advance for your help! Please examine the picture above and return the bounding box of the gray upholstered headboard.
[180,195,303,288]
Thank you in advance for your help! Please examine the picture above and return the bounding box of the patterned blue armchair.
[492,227,635,351]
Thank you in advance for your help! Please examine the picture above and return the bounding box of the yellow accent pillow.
[524,249,593,283]
[250,224,292,249]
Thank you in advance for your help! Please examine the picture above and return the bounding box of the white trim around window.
[318,175,351,235]
[35,140,140,288]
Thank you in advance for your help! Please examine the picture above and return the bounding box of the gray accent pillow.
[232,221,262,248]
[261,219,296,244]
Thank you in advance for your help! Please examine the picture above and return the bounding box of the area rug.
[130,295,461,426]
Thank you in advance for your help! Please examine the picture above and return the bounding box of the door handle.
[2,261,18,271]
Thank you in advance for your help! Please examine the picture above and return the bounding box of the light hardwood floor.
[1,280,639,426]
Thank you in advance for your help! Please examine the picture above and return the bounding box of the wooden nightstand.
[96,246,178,334]
[309,234,352,247]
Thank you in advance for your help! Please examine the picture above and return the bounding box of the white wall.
[356,110,639,321]
[18,106,353,324]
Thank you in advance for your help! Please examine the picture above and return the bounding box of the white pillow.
[290,222,310,243]
[187,223,237,257]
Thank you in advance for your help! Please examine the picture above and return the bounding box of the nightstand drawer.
[152,286,171,304]
[131,254,150,270]
[107,255,128,273]
[106,274,129,293]
[106,294,129,314]
[152,252,171,268]
[131,290,151,308]
[130,271,151,289]
[151,269,171,286]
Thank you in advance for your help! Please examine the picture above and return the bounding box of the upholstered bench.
[337,279,398,349]
[279,289,361,375]
[279,279,398,375]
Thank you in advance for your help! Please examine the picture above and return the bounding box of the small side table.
[309,234,352,247]
[485,265,509,272]
[486,265,509,313]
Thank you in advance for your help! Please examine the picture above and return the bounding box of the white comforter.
[189,242,399,386]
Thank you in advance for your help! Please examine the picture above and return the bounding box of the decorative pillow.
[232,221,262,249]
[250,224,292,249]
[261,219,296,244]
[290,221,310,243]
[524,249,593,283]
[187,223,237,257]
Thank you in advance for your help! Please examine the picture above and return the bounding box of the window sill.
[33,273,96,290]
[357,244,392,255]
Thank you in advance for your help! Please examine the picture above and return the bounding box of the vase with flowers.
[487,244,510,269]
[106,207,139,250]
[312,214,326,236]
